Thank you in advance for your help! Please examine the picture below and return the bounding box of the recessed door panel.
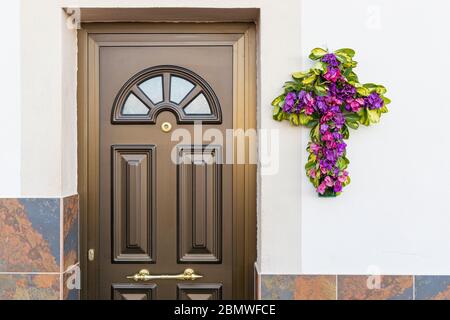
[112,145,156,263]
[177,145,222,263]
[112,284,157,300]
[177,283,222,300]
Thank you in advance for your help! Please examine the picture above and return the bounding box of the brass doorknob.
[161,122,172,133]
[126,268,203,282]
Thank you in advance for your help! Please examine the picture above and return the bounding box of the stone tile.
[63,194,79,272]
[0,274,60,300]
[0,198,60,272]
[261,275,296,300]
[338,275,413,300]
[294,275,336,300]
[415,276,450,300]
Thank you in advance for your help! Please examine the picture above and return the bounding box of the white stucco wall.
[0,1,21,196]
[300,0,450,275]
[9,0,450,275]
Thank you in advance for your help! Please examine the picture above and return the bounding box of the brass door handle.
[127,268,203,282]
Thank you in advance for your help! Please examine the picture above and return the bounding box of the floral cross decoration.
[272,48,391,196]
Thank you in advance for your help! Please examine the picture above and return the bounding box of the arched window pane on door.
[184,93,211,115]
[122,93,150,115]
[138,76,163,104]
[170,76,195,104]
[112,66,222,124]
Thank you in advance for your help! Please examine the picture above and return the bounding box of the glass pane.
[184,93,211,115]
[170,76,195,104]
[122,93,149,115]
[138,76,163,104]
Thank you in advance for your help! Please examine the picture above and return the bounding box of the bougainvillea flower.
[324,176,334,187]
[283,92,297,112]
[321,53,340,67]
[304,105,315,115]
[333,181,343,193]
[365,92,384,110]
[310,143,321,154]
[317,183,327,195]
[323,67,341,82]
[338,83,357,100]
[337,170,349,183]
[346,97,365,112]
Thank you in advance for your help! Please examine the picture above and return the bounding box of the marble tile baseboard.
[0,195,79,300]
[260,274,450,300]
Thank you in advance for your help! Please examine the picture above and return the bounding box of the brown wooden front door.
[78,24,256,300]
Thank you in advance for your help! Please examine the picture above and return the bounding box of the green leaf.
[290,113,299,126]
[305,119,319,128]
[358,108,370,126]
[314,84,328,96]
[343,112,361,122]
[292,71,308,80]
[375,85,387,95]
[312,61,327,72]
[368,109,381,123]
[276,110,285,121]
[271,95,284,107]
[310,123,320,143]
[302,74,317,85]
[346,120,359,130]
[356,87,370,97]
[309,47,328,60]
[283,81,297,91]
[305,160,316,171]
[382,96,391,105]
[380,105,389,113]
[335,52,351,64]
[335,48,355,57]
[299,113,313,126]
[273,106,281,116]
[342,124,350,139]
[336,157,348,170]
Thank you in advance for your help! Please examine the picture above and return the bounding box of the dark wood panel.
[112,145,156,263]
[112,283,157,300]
[177,283,222,300]
[177,145,222,263]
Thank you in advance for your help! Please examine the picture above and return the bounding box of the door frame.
[77,23,257,299]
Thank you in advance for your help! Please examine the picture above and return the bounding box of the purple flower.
[337,83,356,101]
[324,176,334,187]
[320,123,329,134]
[336,142,347,156]
[334,113,345,128]
[321,53,340,67]
[283,92,297,112]
[365,92,384,110]
[304,105,315,115]
[319,159,333,173]
[333,181,343,193]
[317,183,327,195]
[310,143,321,155]
[325,149,337,163]
[323,67,341,83]
[338,171,349,183]
[315,96,328,113]
[345,97,365,112]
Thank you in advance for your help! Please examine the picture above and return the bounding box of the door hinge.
[88,249,95,261]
